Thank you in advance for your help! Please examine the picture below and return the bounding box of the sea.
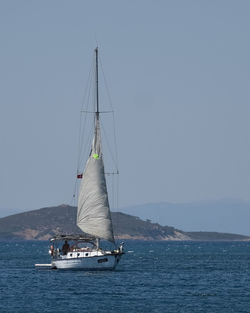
[0,241,250,313]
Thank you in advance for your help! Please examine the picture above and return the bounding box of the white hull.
[52,253,122,270]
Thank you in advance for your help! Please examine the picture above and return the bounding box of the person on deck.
[62,240,70,255]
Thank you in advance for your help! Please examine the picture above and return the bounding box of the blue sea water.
[0,241,250,313]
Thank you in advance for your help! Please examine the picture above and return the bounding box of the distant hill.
[120,199,250,236]
[0,205,249,241]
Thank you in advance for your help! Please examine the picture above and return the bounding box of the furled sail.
[77,119,115,243]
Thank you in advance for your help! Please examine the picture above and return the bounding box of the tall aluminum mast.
[95,47,99,120]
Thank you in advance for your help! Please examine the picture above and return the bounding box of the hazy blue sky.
[1,0,250,215]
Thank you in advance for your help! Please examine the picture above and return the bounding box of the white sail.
[77,119,115,243]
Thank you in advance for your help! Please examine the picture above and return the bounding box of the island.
[0,205,249,241]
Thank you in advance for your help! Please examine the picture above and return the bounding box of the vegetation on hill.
[185,231,249,241]
[0,205,249,241]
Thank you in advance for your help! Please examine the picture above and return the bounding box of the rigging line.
[111,173,114,210]
[78,106,93,170]
[79,104,95,170]
[99,54,120,213]
[99,55,119,171]
[108,171,119,212]
[100,118,119,171]
[114,173,119,212]
[71,177,78,206]
[79,55,95,112]
[106,170,118,212]
[78,62,94,163]
[116,169,120,210]
[78,125,91,171]
[99,55,114,111]
[77,59,95,170]
[79,53,96,158]
[112,111,119,173]
[77,57,94,170]
[79,122,94,171]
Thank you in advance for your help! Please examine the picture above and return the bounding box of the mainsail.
[77,118,115,243]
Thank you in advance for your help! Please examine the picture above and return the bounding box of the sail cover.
[77,119,115,243]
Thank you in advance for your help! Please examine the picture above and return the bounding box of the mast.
[77,47,115,243]
[95,47,99,120]
[95,47,101,248]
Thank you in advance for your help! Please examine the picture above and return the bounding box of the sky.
[1,0,250,217]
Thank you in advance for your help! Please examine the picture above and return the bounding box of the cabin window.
[70,253,72,257]
[77,253,80,257]
[98,258,108,263]
[85,253,88,256]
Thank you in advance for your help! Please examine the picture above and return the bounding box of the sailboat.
[48,48,124,270]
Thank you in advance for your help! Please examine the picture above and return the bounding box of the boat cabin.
[49,234,101,259]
